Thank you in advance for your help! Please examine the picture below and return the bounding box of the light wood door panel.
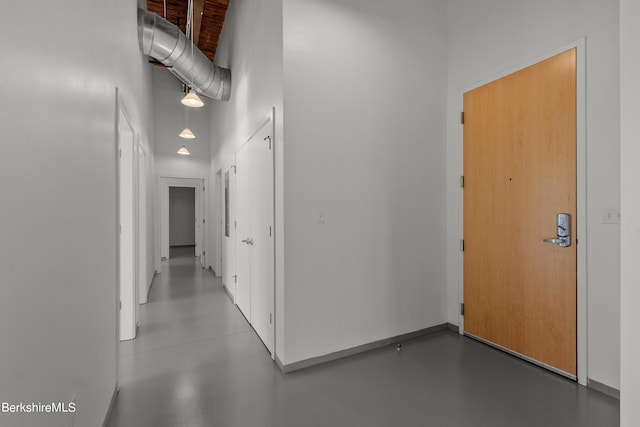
[463,49,577,376]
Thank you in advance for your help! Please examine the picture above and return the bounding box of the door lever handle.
[543,238,565,245]
[543,213,571,247]
[241,238,254,245]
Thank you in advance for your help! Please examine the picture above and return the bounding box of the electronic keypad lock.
[543,213,571,248]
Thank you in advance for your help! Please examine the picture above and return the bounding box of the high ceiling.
[146,0,230,63]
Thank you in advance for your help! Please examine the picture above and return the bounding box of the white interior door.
[194,183,201,260]
[199,181,206,268]
[118,108,136,341]
[235,146,252,321]
[234,114,276,355]
[249,125,275,353]
[215,170,222,276]
[222,169,235,299]
[138,145,148,304]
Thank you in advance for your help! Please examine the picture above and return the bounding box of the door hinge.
[460,303,465,316]
[203,251,206,256]
[461,112,465,124]
[460,239,465,251]
[203,219,205,224]
[270,313,273,324]
[203,186,205,191]
[233,275,237,283]
[269,226,272,237]
[460,176,465,188]
[234,221,237,229]
[231,164,236,173]
[119,148,122,158]
[264,135,272,150]
[119,301,122,310]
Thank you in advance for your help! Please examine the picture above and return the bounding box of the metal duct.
[138,8,231,102]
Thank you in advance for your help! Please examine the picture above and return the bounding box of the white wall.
[620,0,640,422]
[281,0,448,364]
[209,0,284,351]
[169,187,196,246]
[446,0,620,389]
[0,0,154,426]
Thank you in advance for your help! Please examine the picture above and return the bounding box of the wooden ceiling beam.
[193,0,205,45]
[146,0,229,62]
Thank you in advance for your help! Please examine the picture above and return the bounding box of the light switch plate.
[601,207,621,224]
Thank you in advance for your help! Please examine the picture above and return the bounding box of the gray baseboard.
[447,323,459,333]
[222,284,234,302]
[278,323,449,373]
[587,378,620,400]
[102,387,119,427]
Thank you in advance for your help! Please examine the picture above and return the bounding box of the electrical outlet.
[602,207,621,224]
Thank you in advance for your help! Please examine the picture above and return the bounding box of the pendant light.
[179,127,196,139]
[179,106,196,139]
[177,145,191,155]
[181,89,204,107]
[180,0,204,108]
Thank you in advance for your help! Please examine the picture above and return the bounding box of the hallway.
[106,249,619,427]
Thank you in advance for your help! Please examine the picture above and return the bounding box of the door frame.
[117,90,138,342]
[215,169,223,277]
[157,176,208,270]
[457,39,587,385]
[138,142,149,304]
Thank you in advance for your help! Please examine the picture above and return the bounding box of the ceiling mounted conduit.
[138,8,231,102]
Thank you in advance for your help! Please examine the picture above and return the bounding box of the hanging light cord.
[189,0,195,91]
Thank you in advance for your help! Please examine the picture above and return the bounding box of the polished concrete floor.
[107,247,619,427]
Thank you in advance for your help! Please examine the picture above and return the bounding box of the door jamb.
[457,39,587,385]
[158,176,206,270]
[117,91,138,343]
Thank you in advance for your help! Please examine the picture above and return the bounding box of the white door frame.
[215,169,223,277]
[222,167,236,301]
[457,39,587,384]
[158,176,208,270]
[138,143,149,304]
[117,91,138,342]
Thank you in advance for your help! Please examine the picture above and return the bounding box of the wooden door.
[463,49,577,376]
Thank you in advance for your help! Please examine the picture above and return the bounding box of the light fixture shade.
[177,145,191,155]
[179,127,196,139]
[181,90,204,108]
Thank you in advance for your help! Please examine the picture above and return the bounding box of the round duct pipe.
[138,8,231,102]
